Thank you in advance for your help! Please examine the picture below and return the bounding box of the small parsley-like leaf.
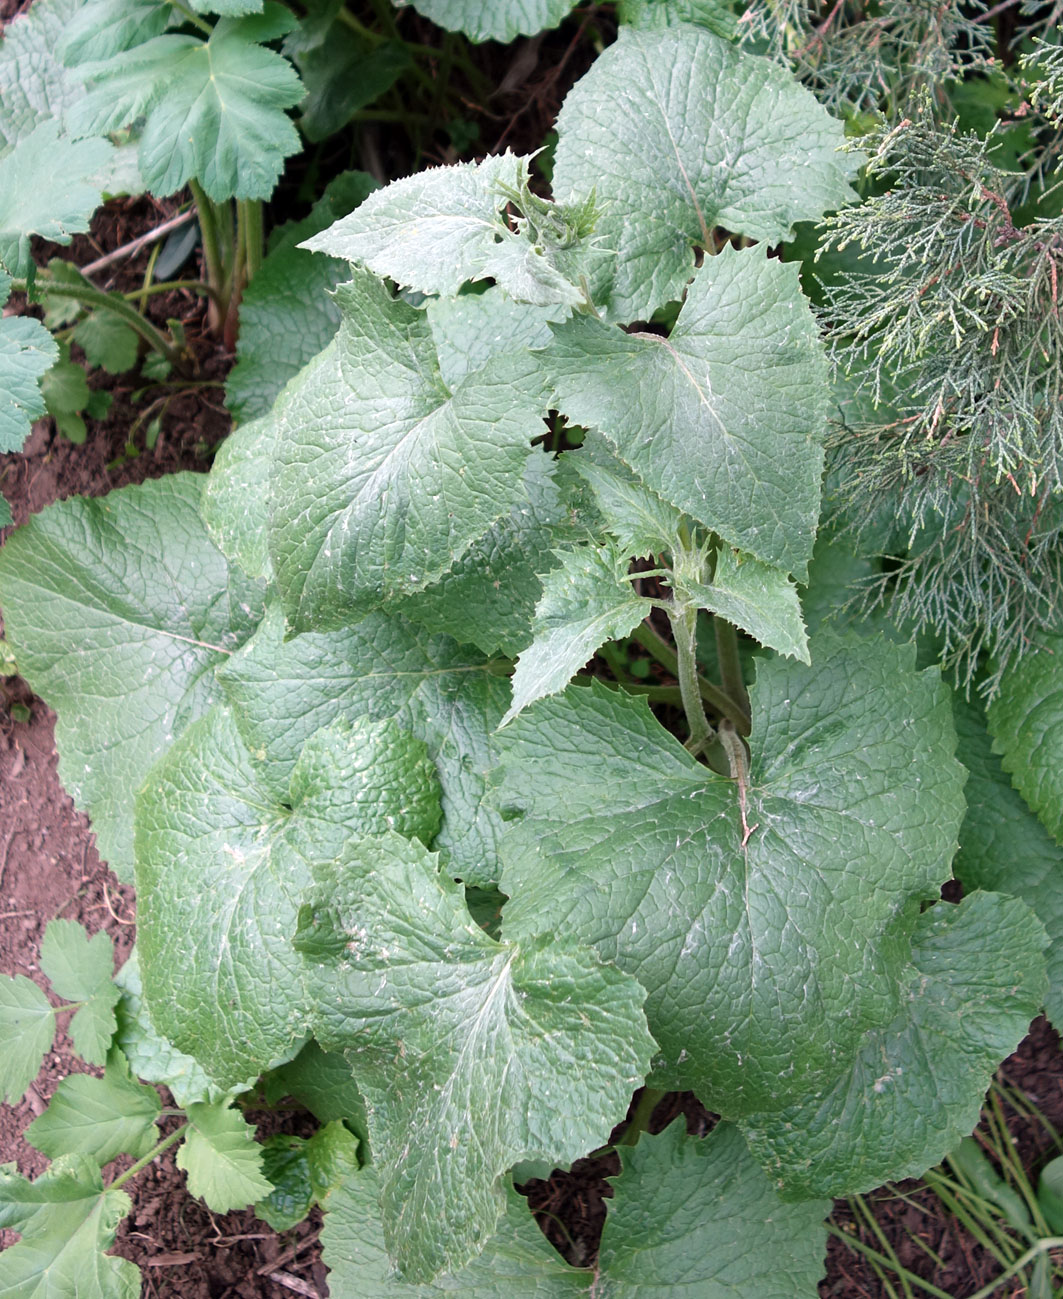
[26,1052,161,1164]
[0,976,54,1103]
[39,920,120,1065]
[177,1101,273,1212]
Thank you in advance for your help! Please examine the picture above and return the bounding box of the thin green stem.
[122,279,217,306]
[15,278,184,369]
[167,0,212,34]
[619,1088,666,1147]
[827,1223,954,1299]
[667,604,713,756]
[713,616,750,729]
[238,199,264,282]
[568,677,684,705]
[109,1123,188,1191]
[631,622,748,731]
[189,180,228,332]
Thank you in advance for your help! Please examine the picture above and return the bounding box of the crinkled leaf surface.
[177,1101,273,1212]
[617,0,737,36]
[303,154,524,294]
[39,920,119,1065]
[201,414,277,581]
[226,170,378,422]
[426,288,561,390]
[0,474,266,880]
[740,893,1047,1198]
[135,705,440,1088]
[68,19,303,200]
[297,830,655,1280]
[321,1167,587,1296]
[568,436,683,559]
[502,543,653,725]
[552,25,856,320]
[114,949,224,1109]
[0,0,93,150]
[546,247,827,579]
[987,633,1063,844]
[402,451,573,658]
[0,121,112,277]
[496,638,966,1115]
[595,1120,829,1298]
[401,0,579,42]
[952,693,1063,1030]
[0,1157,139,1299]
[678,546,808,662]
[0,977,54,1104]
[256,1121,360,1231]
[303,154,587,308]
[270,271,547,629]
[26,1052,160,1164]
[263,1040,369,1141]
[0,313,58,454]
[319,1120,827,1296]
[219,603,509,885]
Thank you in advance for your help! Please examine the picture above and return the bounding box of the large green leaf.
[0,0,97,150]
[496,638,966,1115]
[225,170,378,422]
[502,543,654,725]
[58,0,170,66]
[952,693,1063,1029]
[297,830,655,1281]
[617,0,737,35]
[0,474,266,880]
[567,435,684,560]
[319,1121,828,1297]
[426,288,562,390]
[546,247,827,580]
[269,271,548,630]
[0,1157,139,1299]
[67,18,303,200]
[552,24,856,320]
[200,415,277,581]
[987,633,1063,844]
[219,604,509,886]
[402,450,574,659]
[740,893,1047,1198]
[400,0,579,42]
[0,313,58,455]
[135,705,440,1087]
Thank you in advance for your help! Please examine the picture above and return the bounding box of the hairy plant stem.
[713,616,751,729]
[618,1087,666,1146]
[631,622,748,731]
[15,278,185,370]
[109,1123,189,1191]
[666,604,713,756]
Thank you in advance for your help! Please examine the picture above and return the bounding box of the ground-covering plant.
[3,2,1063,1295]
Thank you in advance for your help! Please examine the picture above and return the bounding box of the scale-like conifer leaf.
[297,830,655,1280]
[740,893,1047,1197]
[219,604,509,886]
[552,25,856,319]
[496,638,965,1115]
[0,475,266,880]
[547,247,827,580]
[270,271,548,630]
[136,706,440,1087]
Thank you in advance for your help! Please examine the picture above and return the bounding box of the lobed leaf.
[177,1101,273,1212]
[297,830,655,1280]
[26,1053,161,1165]
[0,314,58,455]
[552,25,857,320]
[0,976,54,1104]
[39,920,120,1065]
[739,893,1047,1197]
[496,638,966,1115]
